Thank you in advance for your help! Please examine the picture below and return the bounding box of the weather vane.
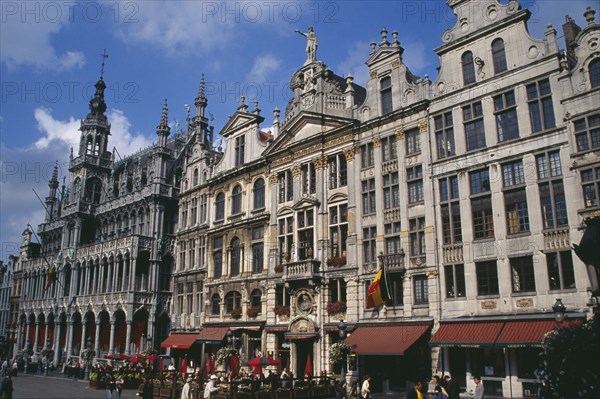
[100,49,109,79]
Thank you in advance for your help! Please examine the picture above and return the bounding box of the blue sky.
[0,0,593,259]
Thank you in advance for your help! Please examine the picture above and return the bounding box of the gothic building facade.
[166,1,599,397]
[11,73,195,365]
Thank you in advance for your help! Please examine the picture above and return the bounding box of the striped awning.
[345,323,430,355]
[160,333,198,349]
[429,321,504,348]
[495,319,583,347]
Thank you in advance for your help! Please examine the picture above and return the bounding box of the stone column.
[33,322,40,353]
[109,321,116,354]
[80,322,87,356]
[125,321,132,355]
[65,321,73,358]
[16,321,24,352]
[53,320,62,365]
[44,320,50,349]
[107,258,114,293]
[94,320,101,357]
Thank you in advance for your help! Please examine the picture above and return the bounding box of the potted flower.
[247,306,260,318]
[326,256,347,268]
[329,342,352,367]
[273,305,290,317]
[231,307,242,319]
[326,300,347,316]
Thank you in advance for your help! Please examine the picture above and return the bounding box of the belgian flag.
[366,265,390,309]
[45,265,56,290]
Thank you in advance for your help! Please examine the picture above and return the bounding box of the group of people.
[405,374,464,399]
[103,372,124,399]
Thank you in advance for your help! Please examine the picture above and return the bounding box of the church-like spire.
[195,74,207,118]
[48,161,59,197]
[157,99,171,147]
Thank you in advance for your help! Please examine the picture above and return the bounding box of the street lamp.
[338,320,347,382]
[44,338,51,376]
[84,336,92,381]
[552,298,566,324]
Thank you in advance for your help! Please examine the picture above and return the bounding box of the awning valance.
[197,327,229,343]
[345,324,430,355]
[160,333,198,349]
[429,321,504,348]
[496,319,583,348]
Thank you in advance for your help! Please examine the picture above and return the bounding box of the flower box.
[247,306,260,318]
[326,300,347,316]
[326,256,346,268]
[231,307,242,319]
[273,305,290,317]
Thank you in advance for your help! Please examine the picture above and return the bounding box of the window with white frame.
[503,160,529,234]
[383,172,400,210]
[581,165,600,208]
[440,175,462,244]
[329,204,348,257]
[573,114,600,152]
[278,171,294,203]
[405,128,421,155]
[464,101,486,151]
[278,216,294,263]
[494,90,519,142]
[413,274,429,305]
[301,163,316,195]
[252,227,264,273]
[407,165,424,204]
[328,153,347,189]
[444,264,465,298]
[297,208,314,260]
[362,178,376,215]
[361,142,375,168]
[435,112,455,159]
[527,79,556,133]
[381,134,397,162]
[410,217,425,256]
[536,151,568,229]
[546,251,576,290]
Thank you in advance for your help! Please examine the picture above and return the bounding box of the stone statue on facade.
[295,26,317,64]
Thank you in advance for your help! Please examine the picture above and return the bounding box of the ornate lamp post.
[552,298,566,324]
[44,338,52,376]
[84,336,93,381]
[337,320,347,382]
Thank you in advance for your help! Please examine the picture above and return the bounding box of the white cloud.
[337,41,370,87]
[0,5,85,71]
[247,54,282,83]
[112,1,237,55]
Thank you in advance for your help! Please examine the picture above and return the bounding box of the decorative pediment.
[219,111,264,138]
[288,316,318,333]
[292,197,320,210]
[365,46,404,68]
[276,206,294,217]
[327,192,348,204]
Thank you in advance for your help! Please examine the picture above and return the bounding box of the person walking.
[360,375,371,399]
[0,374,14,399]
[473,376,484,399]
[114,375,124,399]
[407,381,424,399]
[336,379,348,399]
[204,375,219,399]
[181,376,192,399]
[444,374,460,399]
[104,372,115,399]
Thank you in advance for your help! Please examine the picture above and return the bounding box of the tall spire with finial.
[195,74,207,118]
[157,99,171,147]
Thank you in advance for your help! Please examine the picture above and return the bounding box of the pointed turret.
[195,74,207,119]
[45,161,59,221]
[157,99,171,147]
[193,74,210,145]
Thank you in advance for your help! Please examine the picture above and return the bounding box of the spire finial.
[100,49,109,79]
[198,73,205,98]
[161,99,169,126]
[157,99,171,138]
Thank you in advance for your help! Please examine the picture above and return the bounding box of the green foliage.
[329,342,352,366]
[536,315,600,398]
[89,371,99,382]
[217,346,239,365]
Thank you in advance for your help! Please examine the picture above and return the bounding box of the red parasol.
[118,353,130,361]
[105,353,115,359]
[304,354,312,377]
[129,354,145,363]
[248,356,278,367]
[147,355,156,361]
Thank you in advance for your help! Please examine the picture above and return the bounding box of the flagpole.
[378,252,392,303]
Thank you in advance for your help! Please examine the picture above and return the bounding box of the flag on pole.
[45,265,56,290]
[366,265,390,309]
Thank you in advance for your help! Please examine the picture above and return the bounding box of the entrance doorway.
[295,340,314,377]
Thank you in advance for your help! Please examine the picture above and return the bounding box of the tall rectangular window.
[383,172,400,209]
[213,236,223,278]
[413,275,429,305]
[527,79,556,133]
[297,209,314,260]
[200,194,207,223]
[380,77,393,115]
[405,128,421,155]
[435,112,455,159]
[464,101,486,151]
[581,166,600,208]
[444,264,466,298]
[301,163,316,195]
[510,256,536,293]
[440,176,462,244]
[476,260,499,296]
[361,143,375,168]
[546,251,576,290]
[278,171,293,203]
[363,226,377,266]
[234,135,245,166]
[381,134,397,162]
[189,239,196,269]
[198,236,206,269]
[388,272,403,306]
[362,178,376,215]
[251,227,264,273]
[190,198,197,226]
[536,151,568,229]
[573,114,600,152]
[407,165,424,204]
[409,217,425,257]
[179,241,186,271]
[503,160,529,234]
[278,217,294,264]
[384,222,401,255]
[494,91,519,142]
[328,154,347,189]
[470,169,494,240]
[329,204,348,257]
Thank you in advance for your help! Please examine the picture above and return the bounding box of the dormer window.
[462,51,476,85]
[380,76,393,115]
[235,135,245,166]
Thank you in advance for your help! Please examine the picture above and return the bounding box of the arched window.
[492,38,507,74]
[590,59,600,88]
[253,179,265,210]
[462,51,476,85]
[230,237,241,277]
[193,168,199,186]
[380,76,393,115]
[250,289,262,310]
[231,185,242,215]
[85,135,94,155]
[211,294,220,316]
[215,192,225,220]
[85,177,102,204]
[224,291,241,314]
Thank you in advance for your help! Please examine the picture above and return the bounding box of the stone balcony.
[283,260,321,281]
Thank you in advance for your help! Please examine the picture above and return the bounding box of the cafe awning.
[160,333,198,349]
[429,321,504,348]
[345,323,430,355]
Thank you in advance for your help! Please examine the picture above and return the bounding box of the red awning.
[161,333,198,349]
[345,324,430,355]
[197,326,229,343]
[430,321,504,348]
[496,319,583,347]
